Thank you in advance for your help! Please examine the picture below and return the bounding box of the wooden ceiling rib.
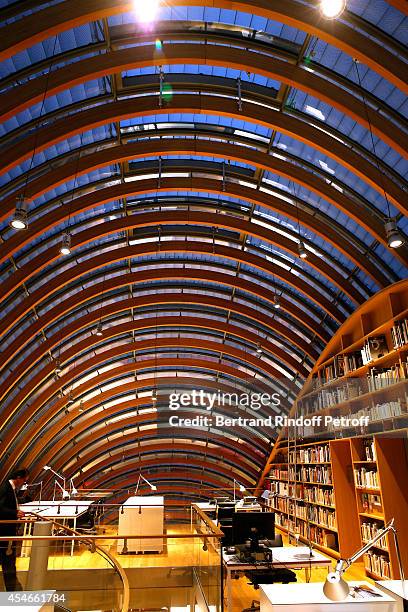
[0,139,404,277]
[1,45,406,159]
[20,378,272,472]
[1,95,404,210]
[0,0,406,91]
[1,368,278,479]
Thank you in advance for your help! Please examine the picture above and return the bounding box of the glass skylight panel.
[347,0,407,45]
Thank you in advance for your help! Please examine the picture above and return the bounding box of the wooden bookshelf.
[264,432,408,579]
[257,277,408,580]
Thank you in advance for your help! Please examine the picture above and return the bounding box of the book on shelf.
[364,439,376,461]
[354,467,379,489]
[361,521,387,549]
[344,351,364,373]
[288,444,330,464]
[391,318,408,349]
[361,336,389,365]
[293,465,332,484]
[364,552,391,578]
[344,396,406,427]
[323,355,346,382]
[303,486,335,506]
[361,492,382,514]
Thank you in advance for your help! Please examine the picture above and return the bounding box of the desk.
[376,581,408,612]
[21,500,91,556]
[260,582,396,611]
[223,547,331,612]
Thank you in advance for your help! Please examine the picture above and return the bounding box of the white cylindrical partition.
[26,521,52,591]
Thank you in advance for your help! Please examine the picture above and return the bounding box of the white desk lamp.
[54,480,70,500]
[324,518,405,601]
[44,466,69,501]
[69,478,78,496]
[135,474,157,495]
[233,479,245,502]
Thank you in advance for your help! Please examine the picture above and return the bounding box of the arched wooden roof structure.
[0,0,407,500]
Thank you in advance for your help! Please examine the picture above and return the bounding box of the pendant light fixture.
[353,60,405,249]
[10,36,58,232]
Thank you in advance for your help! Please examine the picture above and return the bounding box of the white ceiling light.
[320,0,346,18]
[385,218,404,249]
[59,232,71,255]
[133,0,160,23]
[298,241,308,259]
[10,196,29,230]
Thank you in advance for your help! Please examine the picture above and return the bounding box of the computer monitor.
[232,512,275,547]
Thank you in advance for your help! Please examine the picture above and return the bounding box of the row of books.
[367,364,407,391]
[270,481,291,496]
[300,383,363,414]
[391,318,408,349]
[364,552,391,578]
[302,523,337,550]
[303,486,335,506]
[361,521,388,550]
[361,336,388,365]
[288,445,331,464]
[289,466,333,484]
[297,505,337,529]
[341,398,406,430]
[354,468,379,489]
[269,468,288,480]
[274,513,338,550]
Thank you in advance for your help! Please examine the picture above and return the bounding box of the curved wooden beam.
[0,312,308,409]
[1,45,406,162]
[30,422,260,482]
[1,95,404,214]
[0,138,400,286]
[0,291,313,396]
[0,0,405,93]
[36,418,267,485]
[0,241,336,344]
[13,377,271,478]
[1,206,371,308]
[0,340,296,460]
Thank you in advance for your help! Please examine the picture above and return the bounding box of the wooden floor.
[15,526,371,612]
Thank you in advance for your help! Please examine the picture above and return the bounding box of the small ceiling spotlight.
[385,218,404,249]
[67,392,74,405]
[60,232,71,255]
[10,195,29,230]
[95,321,103,337]
[274,295,281,309]
[54,359,62,375]
[152,389,158,404]
[78,400,84,413]
[320,0,346,18]
[256,343,262,354]
[298,241,308,259]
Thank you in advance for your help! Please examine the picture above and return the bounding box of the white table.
[224,547,331,612]
[376,581,408,611]
[260,582,396,611]
[21,500,91,556]
[118,496,164,553]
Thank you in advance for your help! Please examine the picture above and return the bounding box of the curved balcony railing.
[0,500,224,612]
